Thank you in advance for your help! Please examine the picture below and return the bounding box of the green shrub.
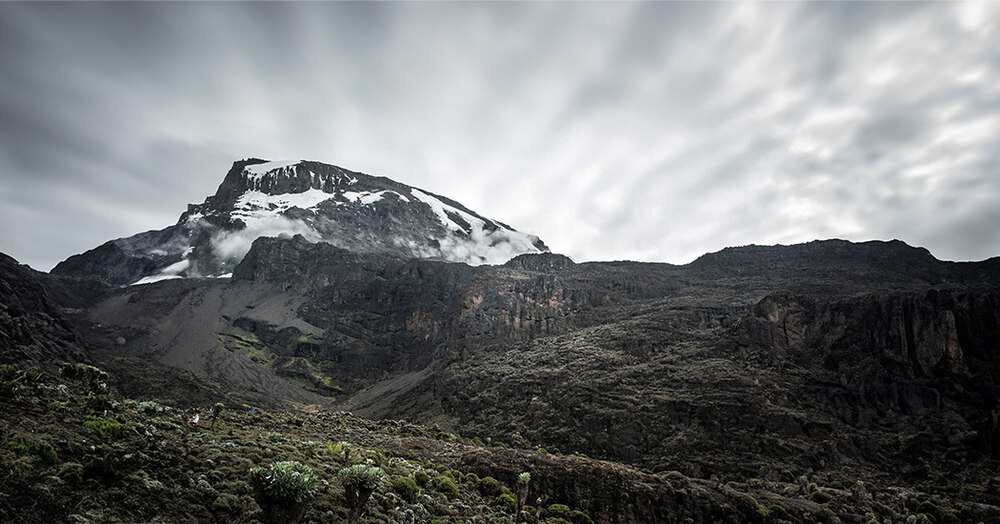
[9,456,34,479]
[250,461,320,504]
[137,400,165,414]
[83,456,116,481]
[413,470,430,487]
[0,364,20,381]
[425,462,448,473]
[463,472,480,485]
[494,492,517,512]
[392,475,420,503]
[58,462,84,484]
[338,465,384,523]
[83,416,122,438]
[5,440,29,455]
[86,394,117,413]
[211,492,244,515]
[543,504,572,520]
[1,365,28,398]
[338,464,384,491]
[766,504,791,521]
[914,500,959,524]
[60,363,108,393]
[568,510,594,524]
[546,519,572,524]
[807,490,834,504]
[433,475,459,496]
[9,439,59,465]
[325,441,350,463]
[35,442,57,464]
[477,476,503,497]
[250,461,319,523]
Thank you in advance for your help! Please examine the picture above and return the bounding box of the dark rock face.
[0,254,87,363]
[52,158,547,286]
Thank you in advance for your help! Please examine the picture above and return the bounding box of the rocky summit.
[52,158,548,287]
[2,161,1000,523]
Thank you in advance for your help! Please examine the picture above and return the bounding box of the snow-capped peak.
[54,158,549,286]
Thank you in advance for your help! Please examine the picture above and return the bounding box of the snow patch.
[234,189,336,215]
[244,160,300,177]
[131,258,191,286]
[407,189,544,265]
[342,190,396,205]
[410,189,476,233]
[132,274,183,286]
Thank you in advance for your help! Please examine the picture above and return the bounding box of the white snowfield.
[243,160,300,178]
[128,161,545,285]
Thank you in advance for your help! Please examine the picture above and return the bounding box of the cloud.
[211,216,321,265]
[1,2,999,270]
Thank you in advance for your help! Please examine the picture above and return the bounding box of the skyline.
[2,2,999,271]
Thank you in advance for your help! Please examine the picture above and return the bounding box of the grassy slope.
[1,363,994,523]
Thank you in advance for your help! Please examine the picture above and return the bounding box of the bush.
[83,456,116,481]
[807,490,834,504]
[392,476,420,503]
[83,416,122,438]
[433,475,459,496]
[34,442,57,464]
[138,400,165,414]
[766,504,792,521]
[494,492,517,512]
[414,470,430,487]
[912,500,959,524]
[543,504,572,520]
[463,472,480,485]
[568,510,594,524]
[477,476,503,497]
[58,462,84,484]
[86,394,117,413]
[338,464,384,491]
[338,465,384,524]
[60,363,109,393]
[325,441,350,464]
[250,461,319,504]
[251,461,320,524]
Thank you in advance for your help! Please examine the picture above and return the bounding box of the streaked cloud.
[1,2,998,270]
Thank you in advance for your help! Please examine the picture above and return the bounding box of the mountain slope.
[52,158,548,286]
[6,237,1000,522]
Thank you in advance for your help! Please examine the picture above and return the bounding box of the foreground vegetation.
[1,362,995,523]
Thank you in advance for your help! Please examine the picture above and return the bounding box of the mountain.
[52,158,548,286]
[7,171,1000,523]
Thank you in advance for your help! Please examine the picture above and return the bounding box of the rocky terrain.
[3,158,1000,523]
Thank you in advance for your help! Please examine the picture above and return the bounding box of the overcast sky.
[2,2,999,271]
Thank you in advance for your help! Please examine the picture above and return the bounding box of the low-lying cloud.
[211,216,321,265]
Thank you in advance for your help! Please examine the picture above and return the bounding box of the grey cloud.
[1,2,999,271]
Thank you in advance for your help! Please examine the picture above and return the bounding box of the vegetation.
[433,475,459,496]
[337,464,383,523]
[391,475,420,503]
[0,362,994,523]
[82,416,122,438]
[250,461,319,524]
